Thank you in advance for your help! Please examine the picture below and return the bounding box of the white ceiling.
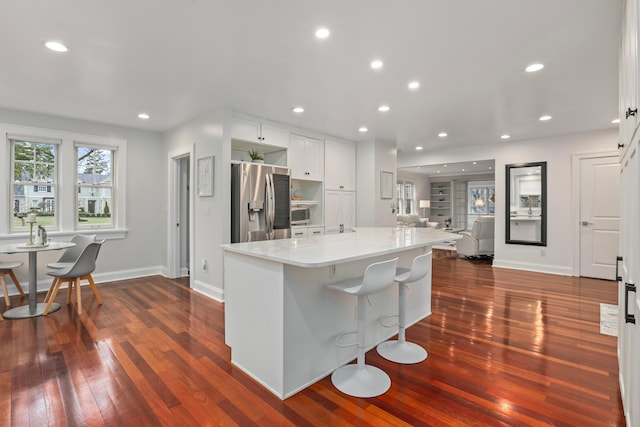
[0,1,622,163]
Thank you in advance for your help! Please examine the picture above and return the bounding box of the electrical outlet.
[329,264,336,278]
[540,249,546,257]
[202,258,208,270]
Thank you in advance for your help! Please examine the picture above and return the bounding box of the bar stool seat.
[327,257,398,398]
[377,252,432,364]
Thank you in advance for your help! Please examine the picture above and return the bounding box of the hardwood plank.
[0,256,626,426]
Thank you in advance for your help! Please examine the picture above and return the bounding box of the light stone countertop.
[222,227,461,268]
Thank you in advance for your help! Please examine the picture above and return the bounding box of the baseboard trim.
[492,259,572,276]
[192,279,225,302]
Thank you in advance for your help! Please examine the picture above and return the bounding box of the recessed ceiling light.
[315,28,330,39]
[525,63,544,72]
[292,107,304,113]
[45,41,69,53]
[489,166,493,170]
[370,59,383,70]
[443,164,448,168]
[415,146,423,150]
[612,118,620,124]
[539,115,552,121]
[408,81,420,90]
[473,161,477,165]
[462,169,465,172]
[437,170,440,173]
[378,105,390,112]
[438,132,448,137]
[501,134,511,139]
[358,126,368,133]
[138,113,150,119]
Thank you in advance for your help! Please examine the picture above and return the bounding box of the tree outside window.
[11,138,57,229]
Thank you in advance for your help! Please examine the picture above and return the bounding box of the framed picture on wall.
[197,156,214,197]
[380,170,393,199]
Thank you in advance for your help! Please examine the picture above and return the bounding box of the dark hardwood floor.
[0,255,624,426]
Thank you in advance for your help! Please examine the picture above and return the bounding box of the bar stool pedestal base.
[331,364,391,398]
[377,340,427,364]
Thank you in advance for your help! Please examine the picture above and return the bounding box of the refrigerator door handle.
[265,173,274,239]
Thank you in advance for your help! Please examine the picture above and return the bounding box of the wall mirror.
[505,161,547,246]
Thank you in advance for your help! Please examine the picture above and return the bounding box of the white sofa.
[396,214,438,228]
[457,216,495,257]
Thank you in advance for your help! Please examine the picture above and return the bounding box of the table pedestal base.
[3,302,61,319]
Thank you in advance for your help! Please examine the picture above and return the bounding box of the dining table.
[0,241,75,319]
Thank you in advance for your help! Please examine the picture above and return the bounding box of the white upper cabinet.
[324,139,356,191]
[289,134,323,181]
[620,0,639,159]
[231,117,289,149]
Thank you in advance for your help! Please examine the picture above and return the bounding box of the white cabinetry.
[618,4,640,425]
[325,190,356,234]
[291,226,324,239]
[231,117,289,149]
[291,227,308,239]
[620,0,640,160]
[289,134,323,181]
[324,139,356,191]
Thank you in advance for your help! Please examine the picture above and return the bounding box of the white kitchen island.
[222,227,460,399]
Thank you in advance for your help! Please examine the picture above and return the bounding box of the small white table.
[0,242,75,319]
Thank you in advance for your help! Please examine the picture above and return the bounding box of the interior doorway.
[573,152,620,280]
[168,146,194,285]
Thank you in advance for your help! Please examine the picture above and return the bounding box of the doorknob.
[581,221,593,226]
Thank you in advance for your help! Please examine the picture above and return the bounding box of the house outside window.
[76,145,114,228]
[10,137,58,230]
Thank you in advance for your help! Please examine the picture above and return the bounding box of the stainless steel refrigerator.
[231,162,291,243]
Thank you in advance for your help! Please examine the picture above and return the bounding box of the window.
[1,123,127,240]
[10,137,58,230]
[397,180,416,215]
[468,181,495,215]
[76,145,114,228]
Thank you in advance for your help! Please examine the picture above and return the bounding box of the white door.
[579,156,620,279]
[619,145,639,426]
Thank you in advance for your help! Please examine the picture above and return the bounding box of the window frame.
[75,143,116,230]
[9,136,60,232]
[1,123,127,242]
[396,179,416,215]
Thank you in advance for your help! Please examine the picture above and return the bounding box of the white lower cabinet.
[291,227,308,239]
[307,226,324,237]
[325,191,355,234]
[291,226,324,239]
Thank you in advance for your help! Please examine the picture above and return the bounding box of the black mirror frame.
[505,161,547,246]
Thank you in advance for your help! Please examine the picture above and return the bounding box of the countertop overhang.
[222,227,461,268]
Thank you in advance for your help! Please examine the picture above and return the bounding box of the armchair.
[457,216,495,257]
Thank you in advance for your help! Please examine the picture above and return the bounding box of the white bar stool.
[377,252,432,364]
[327,257,398,398]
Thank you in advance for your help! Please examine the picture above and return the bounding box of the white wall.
[398,128,618,275]
[163,106,231,301]
[0,107,166,285]
[357,139,397,227]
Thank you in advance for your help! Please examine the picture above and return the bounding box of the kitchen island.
[222,227,460,399]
